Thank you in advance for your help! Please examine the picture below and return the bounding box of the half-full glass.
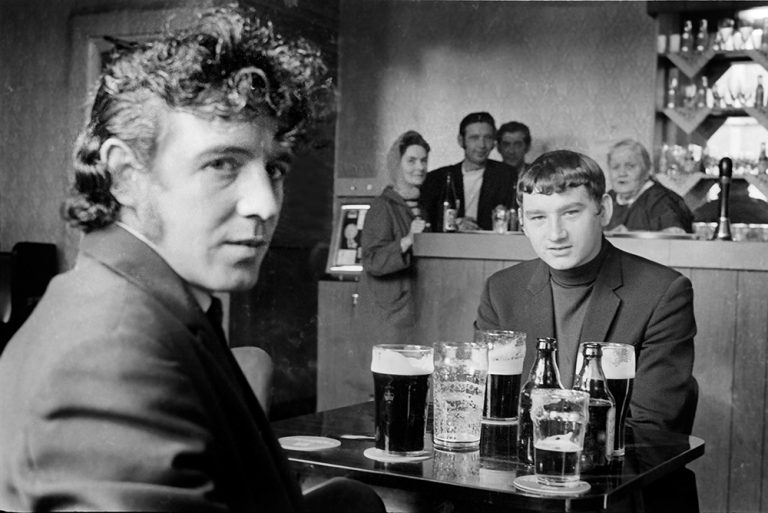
[474,329,526,422]
[433,342,488,451]
[371,344,434,456]
[531,389,590,487]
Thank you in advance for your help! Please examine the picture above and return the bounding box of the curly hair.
[518,150,606,207]
[64,6,333,232]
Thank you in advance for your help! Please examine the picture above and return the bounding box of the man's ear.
[457,133,465,149]
[100,138,144,208]
[599,193,613,227]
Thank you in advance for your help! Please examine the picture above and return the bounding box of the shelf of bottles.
[659,17,768,135]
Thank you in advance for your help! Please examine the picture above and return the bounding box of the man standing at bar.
[496,120,533,180]
[476,150,699,511]
[0,7,382,512]
[421,112,517,231]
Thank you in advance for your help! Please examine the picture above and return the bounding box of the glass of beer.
[371,344,434,456]
[474,329,526,422]
[530,388,590,487]
[433,341,488,451]
[576,342,635,457]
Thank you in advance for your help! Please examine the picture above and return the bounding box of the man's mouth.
[229,237,269,248]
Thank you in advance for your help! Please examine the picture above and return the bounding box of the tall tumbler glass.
[474,329,526,422]
[433,342,488,451]
[371,344,434,456]
[576,342,635,457]
[531,389,590,487]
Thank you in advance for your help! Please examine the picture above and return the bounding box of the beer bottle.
[695,19,708,53]
[756,75,765,109]
[440,173,459,233]
[573,343,616,471]
[517,337,564,465]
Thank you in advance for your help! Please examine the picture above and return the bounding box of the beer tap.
[712,157,733,241]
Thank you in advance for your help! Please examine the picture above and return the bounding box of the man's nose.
[236,163,280,220]
[547,216,566,240]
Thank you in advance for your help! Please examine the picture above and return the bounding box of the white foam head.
[534,435,581,452]
[371,345,434,375]
[488,342,525,374]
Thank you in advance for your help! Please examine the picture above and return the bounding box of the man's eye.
[266,161,289,180]
[528,215,545,222]
[563,210,580,217]
[206,158,239,174]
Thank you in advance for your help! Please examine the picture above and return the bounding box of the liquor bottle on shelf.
[758,143,768,174]
[439,173,459,233]
[517,337,564,466]
[681,19,694,56]
[695,19,709,53]
[573,343,616,471]
[756,76,765,109]
[666,72,679,109]
[696,76,709,109]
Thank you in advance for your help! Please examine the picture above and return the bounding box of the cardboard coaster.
[363,447,431,463]
[513,475,590,496]
[279,436,341,452]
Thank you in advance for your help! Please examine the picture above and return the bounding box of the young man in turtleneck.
[476,149,699,511]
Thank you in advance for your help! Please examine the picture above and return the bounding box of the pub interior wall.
[336,0,657,192]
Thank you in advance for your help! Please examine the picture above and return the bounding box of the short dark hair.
[398,130,430,156]
[518,150,606,206]
[63,6,332,232]
[497,121,531,147]
[458,112,496,137]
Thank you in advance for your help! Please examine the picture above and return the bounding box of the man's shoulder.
[487,258,541,286]
[426,163,460,178]
[613,245,689,288]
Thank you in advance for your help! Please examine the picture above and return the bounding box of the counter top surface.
[413,232,768,271]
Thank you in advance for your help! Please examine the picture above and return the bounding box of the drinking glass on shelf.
[718,18,735,51]
[433,341,488,451]
[530,389,590,487]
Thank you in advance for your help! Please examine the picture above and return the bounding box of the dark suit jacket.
[476,241,698,435]
[0,225,303,512]
[420,159,517,230]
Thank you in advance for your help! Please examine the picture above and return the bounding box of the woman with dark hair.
[605,139,693,233]
[360,130,430,345]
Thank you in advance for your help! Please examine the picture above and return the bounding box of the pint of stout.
[576,342,636,457]
[371,344,434,455]
[474,329,526,422]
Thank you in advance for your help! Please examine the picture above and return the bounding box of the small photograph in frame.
[327,200,372,276]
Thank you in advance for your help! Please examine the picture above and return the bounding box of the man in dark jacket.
[0,7,382,512]
[421,112,517,231]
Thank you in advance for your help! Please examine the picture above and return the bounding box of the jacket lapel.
[580,243,623,343]
[521,260,555,376]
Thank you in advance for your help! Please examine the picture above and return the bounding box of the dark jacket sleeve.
[476,274,502,330]
[361,197,411,277]
[420,169,444,230]
[629,274,698,435]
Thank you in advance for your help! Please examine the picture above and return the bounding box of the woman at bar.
[360,131,430,345]
[605,139,693,233]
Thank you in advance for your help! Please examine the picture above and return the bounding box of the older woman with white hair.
[360,130,430,345]
[605,139,693,233]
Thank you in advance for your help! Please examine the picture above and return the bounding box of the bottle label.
[443,207,457,232]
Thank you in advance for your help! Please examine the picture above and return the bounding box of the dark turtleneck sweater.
[549,239,610,387]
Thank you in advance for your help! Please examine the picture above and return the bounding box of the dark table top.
[272,402,704,512]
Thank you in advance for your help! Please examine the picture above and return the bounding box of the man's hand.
[457,217,479,231]
[400,218,427,252]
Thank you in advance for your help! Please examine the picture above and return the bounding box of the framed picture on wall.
[326,199,372,276]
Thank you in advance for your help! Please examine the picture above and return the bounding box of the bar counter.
[411,231,768,513]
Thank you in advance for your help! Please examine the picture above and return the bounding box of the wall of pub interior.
[337,0,657,193]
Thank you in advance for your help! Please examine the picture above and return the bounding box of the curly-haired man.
[0,7,382,512]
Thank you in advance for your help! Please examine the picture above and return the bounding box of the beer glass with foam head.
[433,342,488,451]
[576,342,635,457]
[474,329,526,422]
[531,389,590,487]
[371,344,434,456]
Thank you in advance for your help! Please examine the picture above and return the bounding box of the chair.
[0,242,58,353]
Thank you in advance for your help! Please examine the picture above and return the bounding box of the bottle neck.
[529,349,563,388]
[574,355,612,399]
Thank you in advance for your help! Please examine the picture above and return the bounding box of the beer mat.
[513,475,590,496]
[363,448,431,463]
[278,436,341,451]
